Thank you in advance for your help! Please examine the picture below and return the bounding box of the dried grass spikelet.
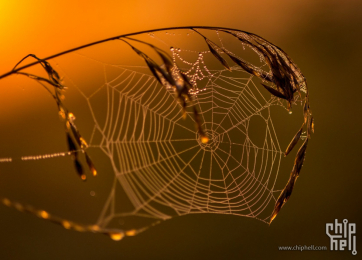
[220,29,307,112]
[13,54,64,89]
[260,83,288,100]
[122,37,208,143]
[284,123,305,156]
[176,71,193,119]
[221,30,274,82]
[12,54,97,180]
[121,38,176,87]
[307,114,314,138]
[270,174,297,223]
[217,29,313,223]
[293,138,309,176]
[15,72,62,89]
[270,138,309,223]
[193,107,208,143]
[193,28,301,113]
[85,152,97,176]
[303,97,310,123]
[205,39,231,71]
[309,115,315,133]
[192,29,231,71]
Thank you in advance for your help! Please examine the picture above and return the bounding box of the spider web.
[0,28,309,239]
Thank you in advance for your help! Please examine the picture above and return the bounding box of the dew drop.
[201,136,209,144]
[68,112,76,121]
[2,198,11,207]
[73,224,86,232]
[39,210,49,219]
[14,203,24,211]
[110,232,124,241]
[126,229,137,236]
[62,221,71,229]
[89,225,100,232]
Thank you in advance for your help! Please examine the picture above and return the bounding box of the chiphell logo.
[326,219,357,255]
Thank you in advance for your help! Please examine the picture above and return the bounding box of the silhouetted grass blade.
[66,133,77,157]
[270,174,296,223]
[260,83,287,100]
[284,124,304,156]
[307,115,314,138]
[303,99,309,123]
[85,153,97,176]
[16,72,62,89]
[294,138,308,176]
[155,49,173,74]
[74,159,86,181]
[205,39,231,71]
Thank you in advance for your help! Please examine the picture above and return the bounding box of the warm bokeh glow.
[1,0,358,122]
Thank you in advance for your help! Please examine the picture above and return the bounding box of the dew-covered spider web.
[0,27,312,240]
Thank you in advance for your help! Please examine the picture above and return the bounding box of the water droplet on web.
[170,47,174,52]
[62,221,71,229]
[68,112,76,121]
[38,210,49,219]
[109,232,124,241]
[126,229,136,236]
[90,225,100,232]
[201,136,209,144]
[289,111,293,114]
[90,191,96,196]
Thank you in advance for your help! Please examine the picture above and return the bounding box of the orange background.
[0,0,361,259]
